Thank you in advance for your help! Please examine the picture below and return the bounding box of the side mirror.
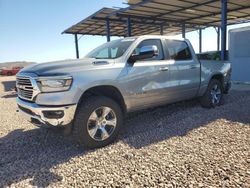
[128,45,159,63]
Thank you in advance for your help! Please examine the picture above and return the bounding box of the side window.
[165,40,192,61]
[133,39,164,61]
[96,49,109,59]
[96,47,119,59]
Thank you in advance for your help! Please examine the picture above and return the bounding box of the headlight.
[37,76,73,92]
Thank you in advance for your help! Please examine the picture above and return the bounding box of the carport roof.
[63,7,197,36]
[63,0,250,37]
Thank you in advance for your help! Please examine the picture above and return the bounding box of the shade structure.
[63,7,199,37]
[63,1,250,37]
[124,0,250,27]
[63,0,250,60]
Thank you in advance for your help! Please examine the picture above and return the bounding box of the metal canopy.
[63,1,250,37]
[63,0,250,60]
[123,0,250,28]
[63,7,197,37]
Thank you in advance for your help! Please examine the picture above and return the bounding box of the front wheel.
[200,79,224,108]
[73,96,123,148]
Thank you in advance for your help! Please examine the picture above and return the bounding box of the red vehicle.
[1,66,23,76]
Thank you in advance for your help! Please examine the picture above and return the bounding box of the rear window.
[165,40,192,60]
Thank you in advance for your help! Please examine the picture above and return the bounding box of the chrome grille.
[16,77,34,101]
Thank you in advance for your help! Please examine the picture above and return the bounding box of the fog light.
[43,110,64,119]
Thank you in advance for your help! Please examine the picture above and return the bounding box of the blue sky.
[1,0,250,63]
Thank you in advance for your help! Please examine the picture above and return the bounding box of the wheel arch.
[209,73,225,90]
[78,85,127,114]
[210,73,224,84]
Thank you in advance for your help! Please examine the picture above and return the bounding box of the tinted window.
[133,39,164,60]
[165,40,192,60]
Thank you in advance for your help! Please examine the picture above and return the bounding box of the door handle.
[190,65,198,69]
[159,67,169,71]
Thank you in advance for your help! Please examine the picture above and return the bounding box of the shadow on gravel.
[0,91,249,187]
[1,92,17,98]
[1,80,16,92]
[121,90,250,148]
[0,128,83,187]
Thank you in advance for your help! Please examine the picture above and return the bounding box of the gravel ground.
[0,76,249,187]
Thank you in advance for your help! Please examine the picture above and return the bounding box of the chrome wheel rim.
[210,84,222,105]
[87,106,117,141]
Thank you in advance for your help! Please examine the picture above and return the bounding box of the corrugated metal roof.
[63,0,250,37]
[122,0,250,27]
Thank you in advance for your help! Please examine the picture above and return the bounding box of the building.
[229,26,250,82]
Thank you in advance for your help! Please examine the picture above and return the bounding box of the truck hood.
[20,58,115,76]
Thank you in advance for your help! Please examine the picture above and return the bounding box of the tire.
[73,96,123,148]
[7,72,12,76]
[200,79,224,108]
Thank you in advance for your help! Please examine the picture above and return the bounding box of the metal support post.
[160,24,164,35]
[127,16,132,37]
[217,27,220,51]
[74,34,79,59]
[199,28,202,53]
[106,18,110,42]
[182,23,186,38]
[221,0,227,60]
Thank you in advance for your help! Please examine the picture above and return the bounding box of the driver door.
[124,39,172,111]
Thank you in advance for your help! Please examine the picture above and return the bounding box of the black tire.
[7,72,12,76]
[200,79,224,108]
[73,96,123,148]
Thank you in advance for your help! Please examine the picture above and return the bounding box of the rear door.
[164,39,200,100]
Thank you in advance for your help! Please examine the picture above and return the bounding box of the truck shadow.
[1,80,17,98]
[121,90,250,148]
[0,128,83,187]
[1,80,16,92]
[0,90,249,187]
[1,92,17,98]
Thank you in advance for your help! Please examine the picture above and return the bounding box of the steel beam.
[182,23,186,38]
[93,16,201,30]
[127,16,132,37]
[199,28,202,53]
[106,18,111,42]
[221,0,227,60]
[74,34,79,59]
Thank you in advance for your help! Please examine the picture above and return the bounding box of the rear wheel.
[7,72,12,76]
[200,79,223,108]
[73,96,123,148]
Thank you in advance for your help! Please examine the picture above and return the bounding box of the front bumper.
[16,97,77,127]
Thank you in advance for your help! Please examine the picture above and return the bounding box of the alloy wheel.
[87,106,117,141]
[210,84,222,105]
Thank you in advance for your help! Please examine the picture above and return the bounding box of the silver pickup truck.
[16,35,231,148]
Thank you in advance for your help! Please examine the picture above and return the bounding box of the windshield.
[85,38,135,59]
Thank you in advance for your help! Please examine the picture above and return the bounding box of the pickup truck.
[16,35,231,148]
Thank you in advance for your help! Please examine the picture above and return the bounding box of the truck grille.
[16,77,34,101]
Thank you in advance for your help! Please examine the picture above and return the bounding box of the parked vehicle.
[2,66,23,76]
[16,35,231,148]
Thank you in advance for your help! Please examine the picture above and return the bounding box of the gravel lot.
[0,76,249,187]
